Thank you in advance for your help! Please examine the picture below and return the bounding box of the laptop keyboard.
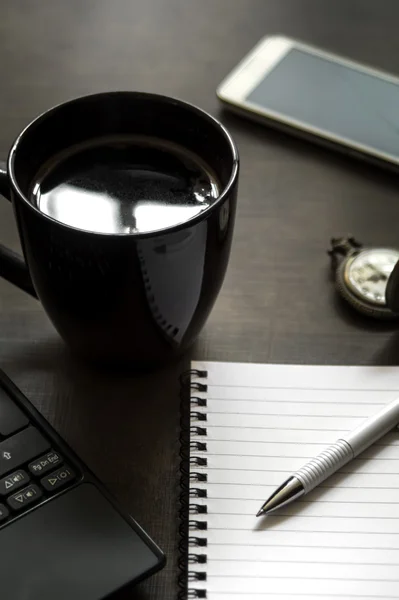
[0,387,77,526]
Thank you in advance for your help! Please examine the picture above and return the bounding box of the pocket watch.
[328,236,399,319]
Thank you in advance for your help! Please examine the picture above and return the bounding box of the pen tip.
[256,508,265,517]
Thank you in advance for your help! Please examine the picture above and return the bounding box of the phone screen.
[246,48,399,160]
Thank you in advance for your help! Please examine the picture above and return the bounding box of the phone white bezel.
[217,35,399,166]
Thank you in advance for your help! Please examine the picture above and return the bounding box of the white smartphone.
[217,35,399,169]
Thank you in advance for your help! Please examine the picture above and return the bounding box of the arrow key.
[0,470,29,497]
[41,466,75,493]
[7,485,42,512]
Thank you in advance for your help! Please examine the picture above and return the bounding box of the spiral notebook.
[179,361,399,600]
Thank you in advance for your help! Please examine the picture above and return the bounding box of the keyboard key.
[41,466,75,493]
[0,503,9,522]
[7,484,42,512]
[29,451,62,476]
[0,428,50,477]
[0,470,29,496]
[0,387,29,437]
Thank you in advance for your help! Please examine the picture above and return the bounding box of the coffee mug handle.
[0,160,37,298]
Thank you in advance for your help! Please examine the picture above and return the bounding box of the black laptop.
[0,368,165,600]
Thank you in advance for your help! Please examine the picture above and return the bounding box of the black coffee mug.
[0,92,239,367]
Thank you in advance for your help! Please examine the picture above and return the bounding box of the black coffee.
[30,135,220,234]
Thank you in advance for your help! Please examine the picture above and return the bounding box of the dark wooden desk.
[2,1,399,598]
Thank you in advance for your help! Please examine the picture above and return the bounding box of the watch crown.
[328,236,362,269]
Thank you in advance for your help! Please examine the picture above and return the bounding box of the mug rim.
[7,91,239,239]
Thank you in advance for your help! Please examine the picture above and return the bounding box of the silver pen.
[256,396,399,517]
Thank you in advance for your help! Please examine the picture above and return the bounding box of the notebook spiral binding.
[179,369,209,600]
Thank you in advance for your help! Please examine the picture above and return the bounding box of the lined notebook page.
[188,362,399,600]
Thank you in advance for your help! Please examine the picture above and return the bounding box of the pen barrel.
[345,397,399,456]
[295,440,353,494]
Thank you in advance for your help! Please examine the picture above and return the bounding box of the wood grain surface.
[2,1,399,598]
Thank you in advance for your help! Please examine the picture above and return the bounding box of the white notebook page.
[188,361,399,600]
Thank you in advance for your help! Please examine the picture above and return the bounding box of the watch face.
[345,248,399,306]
